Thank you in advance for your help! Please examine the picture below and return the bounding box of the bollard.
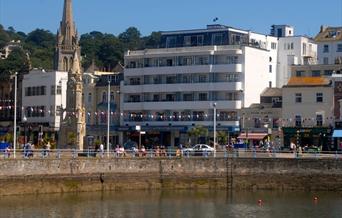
[56,149,61,159]
[72,149,77,159]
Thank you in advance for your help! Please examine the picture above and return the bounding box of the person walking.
[99,143,104,158]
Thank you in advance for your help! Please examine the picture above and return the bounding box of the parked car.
[183,144,215,156]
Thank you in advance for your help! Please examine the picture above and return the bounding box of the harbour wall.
[1,158,342,195]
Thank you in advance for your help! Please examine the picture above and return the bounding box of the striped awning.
[238,133,268,140]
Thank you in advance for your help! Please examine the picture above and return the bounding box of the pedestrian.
[99,143,104,157]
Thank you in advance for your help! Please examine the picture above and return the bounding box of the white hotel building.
[121,24,278,146]
[21,70,68,140]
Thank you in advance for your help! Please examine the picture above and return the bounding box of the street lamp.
[136,125,141,149]
[107,79,110,158]
[13,72,18,159]
[23,116,27,145]
[213,102,217,157]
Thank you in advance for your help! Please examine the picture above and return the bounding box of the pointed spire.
[71,50,81,74]
[60,0,76,46]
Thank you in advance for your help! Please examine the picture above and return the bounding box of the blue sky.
[0,0,342,37]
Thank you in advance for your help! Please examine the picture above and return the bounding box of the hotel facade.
[121,25,278,147]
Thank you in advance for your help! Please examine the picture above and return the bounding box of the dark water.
[0,190,341,218]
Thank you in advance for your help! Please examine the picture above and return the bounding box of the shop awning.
[238,133,268,140]
[333,130,342,138]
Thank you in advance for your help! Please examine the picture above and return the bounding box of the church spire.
[55,0,80,71]
[60,0,76,46]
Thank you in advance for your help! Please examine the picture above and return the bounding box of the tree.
[0,47,30,79]
[24,29,55,69]
[97,34,123,71]
[119,27,142,50]
[67,132,77,147]
[142,31,161,49]
[187,126,208,145]
[217,131,228,145]
[0,25,10,48]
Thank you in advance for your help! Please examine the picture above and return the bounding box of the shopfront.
[283,127,333,151]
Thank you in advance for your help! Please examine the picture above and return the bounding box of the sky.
[0,0,342,37]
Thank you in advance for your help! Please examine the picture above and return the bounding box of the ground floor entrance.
[282,127,333,151]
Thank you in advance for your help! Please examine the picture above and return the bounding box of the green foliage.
[0,47,30,79]
[0,24,162,72]
[119,27,142,50]
[188,126,208,144]
[67,132,77,146]
[217,131,228,145]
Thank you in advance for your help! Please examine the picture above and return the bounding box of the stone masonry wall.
[0,158,342,195]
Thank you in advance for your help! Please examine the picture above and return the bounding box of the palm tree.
[187,125,208,145]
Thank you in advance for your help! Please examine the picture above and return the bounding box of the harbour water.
[0,190,341,218]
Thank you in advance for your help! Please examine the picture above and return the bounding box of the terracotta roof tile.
[285,77,331,87]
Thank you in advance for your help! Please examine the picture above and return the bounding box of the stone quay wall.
[0,158,342,195]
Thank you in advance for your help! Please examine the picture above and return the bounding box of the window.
[102,92,107,102]
[184,36,191,47]
[323,57,329,65]
[153,94,160,102]
[323,45,329,53]
[290,43,294,50]
[338,44,342,52]
[166,76,177,84]
[316,114,323,126]
[212,33,223,45]
[324,70,333,76]
[51,86,56,95]
[57,85,62,95]
[183,94,193,101]
[110,92,114,102]
[166,94,175,101]
[269,65,272,73]
[316,93,323,103]
[199,75,207,83]
[296,71,303,77]
[295,93,302,103]
[130,77,140,85]
[271,42,277,50]
[166,36,177,48]
[129,95,140,102]
[199,93,208,101]
[312,71,321,77]
[295,115,302,127]
[302,43,307,55]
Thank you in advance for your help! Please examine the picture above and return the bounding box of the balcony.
[122,100,242,111]
[123,82,243,93]
[124,64,243,76]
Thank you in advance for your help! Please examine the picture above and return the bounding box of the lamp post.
[13,72,18,159]
[107,80,110,157]
[136,125,141,149]
[213,102,217,157]
[23,116,27,144]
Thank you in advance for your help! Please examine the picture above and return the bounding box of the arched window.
[63,57,68,72]
[110,92,114,102]
[102,92,107,102]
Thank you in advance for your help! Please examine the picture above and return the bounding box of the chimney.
[320,25,327,33]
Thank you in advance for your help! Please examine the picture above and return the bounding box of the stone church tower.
[56,0,86,150]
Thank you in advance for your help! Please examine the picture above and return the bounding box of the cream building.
[282,77,334,150]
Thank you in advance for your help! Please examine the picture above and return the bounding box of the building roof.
[261,88,282,97]
[284,77,331,87]
[314,26,342,42]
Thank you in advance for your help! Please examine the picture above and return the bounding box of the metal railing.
[1,148,342,160]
